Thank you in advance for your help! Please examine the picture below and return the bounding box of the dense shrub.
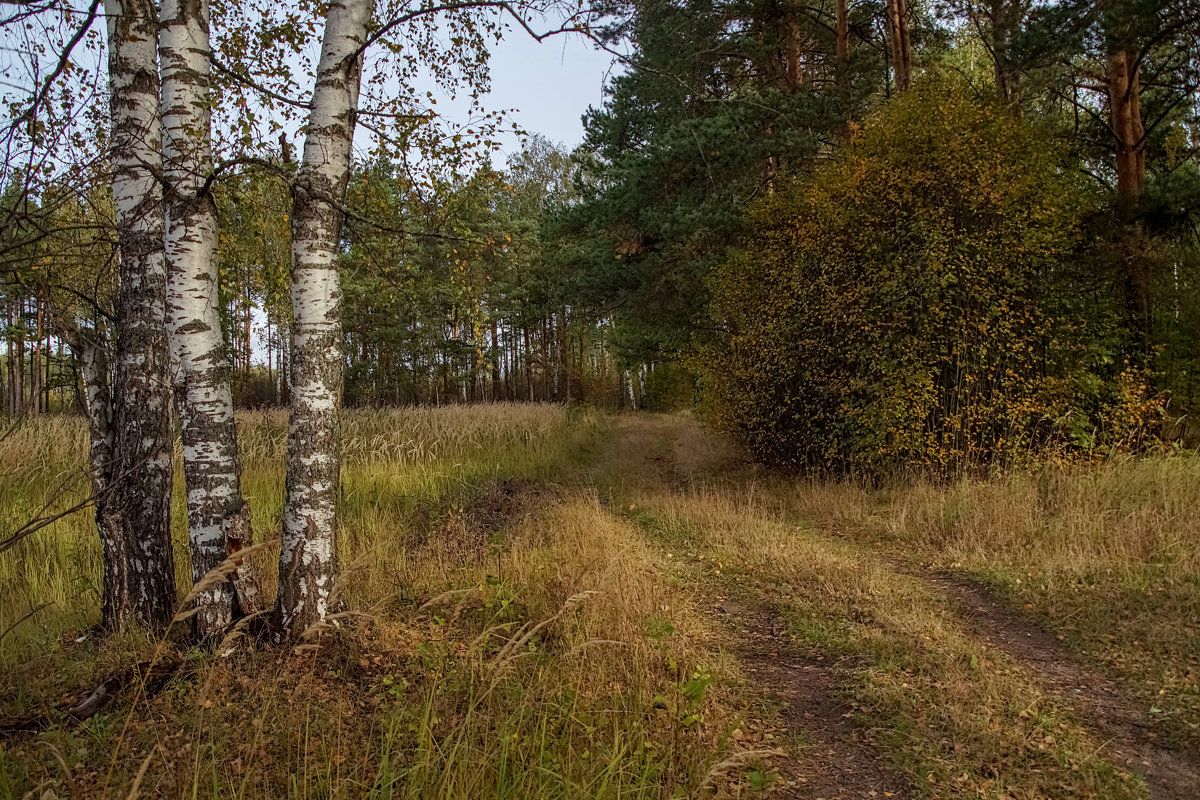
[703,82,1151,475]
[641,362,698,411]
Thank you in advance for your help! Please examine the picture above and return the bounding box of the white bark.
[276,0,374,635]
[101,0,178,631]
[76,330,114,500]
[161,0,259,638]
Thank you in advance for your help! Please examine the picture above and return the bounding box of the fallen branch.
[0,659,183,736]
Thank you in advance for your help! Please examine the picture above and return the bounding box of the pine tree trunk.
[1108,49,1146,203]
[161,0,260,638]
[835,0,850,97]
[56,337,63,412]
[100,0,178,631]
[550,313,560,401]
[277,0,374,636]
[886,0,912,92]
[559,308,570,403]
[1106,42,1150,340]
[524,325,533,401]
[5,303,13,416]
[30,301,42,417]
[490,319,499,402]
[990,0,1012,100]
[785,17,803,91]
[14,306,25,417]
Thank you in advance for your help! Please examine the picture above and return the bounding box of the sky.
[475,29,620,160]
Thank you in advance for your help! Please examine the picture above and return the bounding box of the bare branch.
[7,0,102,135]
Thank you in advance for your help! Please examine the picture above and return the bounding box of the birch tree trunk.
[276,0,374,635]
[161,0,260,639]
[74,328,115,524]
[101,0,178,631]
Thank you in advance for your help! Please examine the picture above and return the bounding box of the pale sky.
[476,29,620,158]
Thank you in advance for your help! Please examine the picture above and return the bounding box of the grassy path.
[712,596,910,799]
[583,413,1200,800]
[914,571,1200,800]
[583,415,910,798]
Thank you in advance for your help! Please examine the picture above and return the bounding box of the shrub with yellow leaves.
[703,79,1148,476]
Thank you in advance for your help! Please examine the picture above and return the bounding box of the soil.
[413,477,550,562]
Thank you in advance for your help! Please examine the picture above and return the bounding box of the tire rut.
[619,416,1199,799]
[921,571,1200,800]
[715,597,910,800]
[639,425,909,798]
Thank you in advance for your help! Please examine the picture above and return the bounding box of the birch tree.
[275,0,375,634]
[161,0,261,638]
[269,0,587,635]
[97,0,177,630]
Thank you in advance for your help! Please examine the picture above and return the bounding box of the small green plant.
[745,769,779,792]
[646,617,675,642]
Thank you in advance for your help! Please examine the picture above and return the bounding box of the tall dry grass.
[622,485,1143,798]
[0,417,99,667]
[746,453,1200,750]
[878,456,1200,573]
[0,405,588,684]
[588,414,1200,799]
[5,408,1195,798]
[0,406,742,799]
[850,457,1200,750]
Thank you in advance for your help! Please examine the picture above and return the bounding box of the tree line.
[3,0,1200,642]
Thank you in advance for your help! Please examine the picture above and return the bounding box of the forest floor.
[1,408,1198,799]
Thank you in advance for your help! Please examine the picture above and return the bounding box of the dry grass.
[709,455,1200,751]
[625,487,1143,799]
[0,404,592,667]
[850,458,1200,751]
[589,415,1195,800]
[2,409,1195,799]
[0,406,744,799]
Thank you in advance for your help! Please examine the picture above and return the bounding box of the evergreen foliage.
[553,0,876,363]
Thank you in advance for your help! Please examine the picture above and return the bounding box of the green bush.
[703,81,1147,475]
